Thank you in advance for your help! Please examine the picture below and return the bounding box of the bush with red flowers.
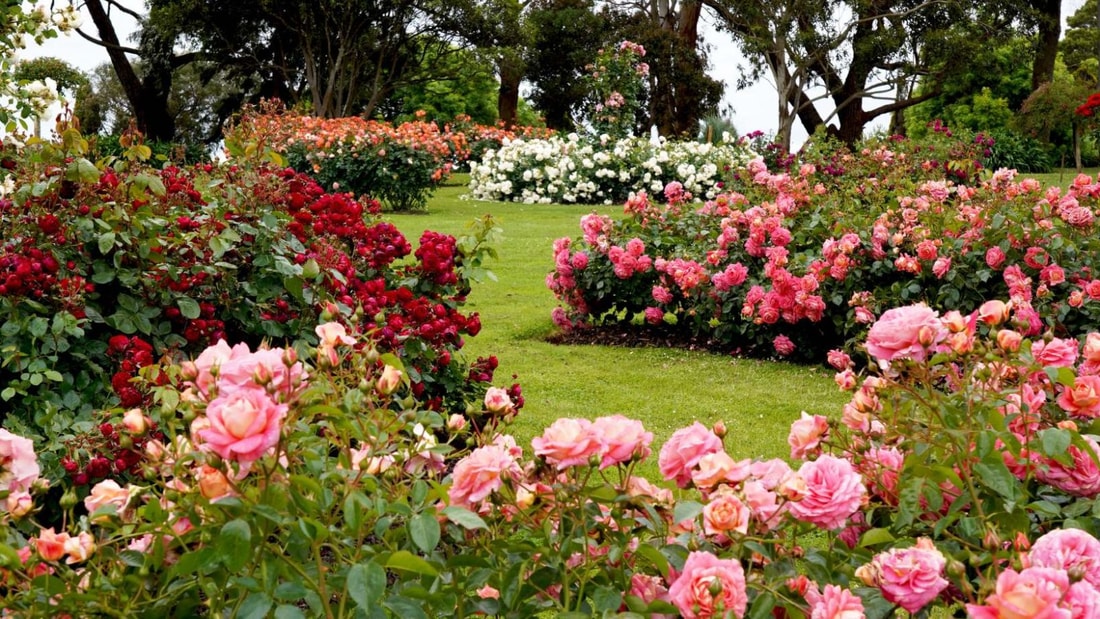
[0,124,508,481]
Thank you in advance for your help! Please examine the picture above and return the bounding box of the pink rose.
[1037,437,1100,497]
[1064,582,1100,617]
[986,246,1007,269]
[658,422,725,488]
[84,480,131,519]
[34,527,71,562]
[743,479,784,530]
[668,551,748,619]
[476,585,500,600]
[788,412,829,460]
[315,322,356,347]
[865,304,947,363]
[703,490,750,537]
[591,415,652,469]
[788,455,865,530]
[484,387,515,414]
[630,573,671,610]
[805,584,865,619]
[0,429,39,493]
[966,567,1071,619]
[773,334,796,356]
[1033,337,1079,368]
[827,349,853,371]
[858,538,948,614]
[1057,376,1100,418]
[198,384,287,470]
[532,418,603,469]
[1029,529,1100,589]
[448,444,520,508]
[858,446,904,505]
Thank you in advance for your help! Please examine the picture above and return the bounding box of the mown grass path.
[388,177,849,476]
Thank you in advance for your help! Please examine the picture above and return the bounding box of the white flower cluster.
[468,133,755,205]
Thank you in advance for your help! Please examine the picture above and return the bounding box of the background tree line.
[28,0,1100,169]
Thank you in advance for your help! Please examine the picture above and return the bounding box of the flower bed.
[468,133,755,204]
[226,104,551,211]
[549,131,1100,361]
[3,300,1100,616]
[0,124,507,483]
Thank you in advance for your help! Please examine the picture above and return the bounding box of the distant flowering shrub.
[468,133,755,204]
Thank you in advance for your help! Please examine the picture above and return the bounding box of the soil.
[545,323,729,354]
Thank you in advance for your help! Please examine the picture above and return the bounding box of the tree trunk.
[497,52,523,128]
[84,0,176,141]
[1030,0,1061,92]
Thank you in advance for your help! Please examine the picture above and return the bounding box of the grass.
[1029,167,1100,189]
[386,174,850,476]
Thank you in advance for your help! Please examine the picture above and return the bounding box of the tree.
[383,48,499,124]
[525,0,608,130]
[705,0,1028,147]
[1063,0,1100,83]
[1030,0,1061,92]
[72,0,195,141]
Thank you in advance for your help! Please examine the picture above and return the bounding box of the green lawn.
[1030,167,1100,189]
[387,176,849,475]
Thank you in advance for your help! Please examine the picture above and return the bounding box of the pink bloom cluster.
[968,529,1100,618]
[0,429,40,517]
[532,414,653,470]
[184,340,306,474]
[609,238,653,279]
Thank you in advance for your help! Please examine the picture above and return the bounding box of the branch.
[74,26,140,54]
[103,0,143,21]
[864,86,942,120]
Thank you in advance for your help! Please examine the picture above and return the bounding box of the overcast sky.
[21,0,1093,147]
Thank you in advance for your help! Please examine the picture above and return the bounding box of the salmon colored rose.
[1057,375,1100,418]
[659,422,724,488]
[532,418,603,469]
[966,567,1070,619]
[448,444,520,509]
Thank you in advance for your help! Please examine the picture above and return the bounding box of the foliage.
[548,127,1100,362]
[1061,0,1100,82]
[980,128,1053,173]
[7,299,1100,615]
[0,122,502,484]
[468,133,756,204]
[386,49,499,126]
[92,133,210,165]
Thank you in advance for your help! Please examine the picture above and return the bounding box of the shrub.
[0,123,504,483]
[468,133,755,204]
[979,129,1052,173]
[549,130,1100,362]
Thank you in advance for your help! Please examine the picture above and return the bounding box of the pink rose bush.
[548,131,1100,362]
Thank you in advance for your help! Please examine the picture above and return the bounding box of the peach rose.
[703,490,750,537]
[34,527,71,562]
[376,365,403,396]
[448,444,520,508]
[315,322,355,347]
[1057,375,1100,418]
[788,412,829,459]
[84,479,132,520]
[966,567,1070,619]
[0,428,40,493]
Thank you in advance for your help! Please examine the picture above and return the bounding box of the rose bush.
[468,132,755,205]
[4,299,1100,616]
[549,128,1100,362]
[225,103,551,211]
[0,120,507,487]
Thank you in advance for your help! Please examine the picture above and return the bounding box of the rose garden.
[7,5,1100,619]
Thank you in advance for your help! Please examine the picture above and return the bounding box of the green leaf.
[1040,428,1072,457]
[237,593,273,619]
[383,597,429,619]
[858,527,896,547]
[177,296,201,320]
[409,512,441,553]
[748,592,776,619]
[974,461,1017,501]
[347,562,386,608]
[218,519,252,573]
[672,500,703,525]
[385,550,438,576]
[274,605,307,619]
[98,231,116,255]
[592,585,622,612]
[440,506,487,530]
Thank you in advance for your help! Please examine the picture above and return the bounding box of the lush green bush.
[0,125,504,484]
[92,133,211,166]
[549,128,1100,362]
[980,129,1052,173]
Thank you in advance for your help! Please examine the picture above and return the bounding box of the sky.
[20,0,1094,147]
